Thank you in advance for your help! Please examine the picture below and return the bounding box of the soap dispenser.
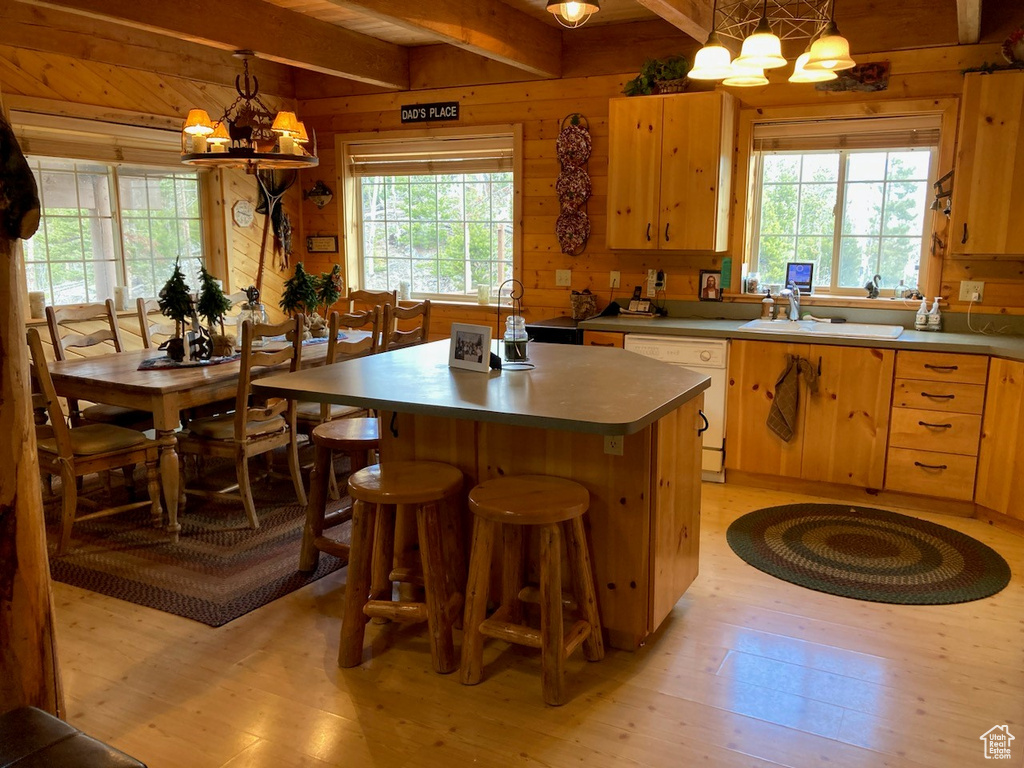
[915,298,929,331]
[927,298,942,332]
[760,289,776,320]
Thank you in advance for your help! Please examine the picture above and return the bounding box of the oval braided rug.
[726,503,1011,604]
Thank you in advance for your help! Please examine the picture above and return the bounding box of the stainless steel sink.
[738,318,903,339]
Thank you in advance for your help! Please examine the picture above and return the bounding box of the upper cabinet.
[607,92,736,252]
[949,71,1024,257]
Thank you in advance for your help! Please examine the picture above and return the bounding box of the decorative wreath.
[556,119,592,168]
[555,167,592,210]
[556,209,591,256]
[555,113,593,256]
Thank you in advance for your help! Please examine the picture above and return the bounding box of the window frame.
[337,124,524,304]
[747,145,939,295]
[732,100,960,303]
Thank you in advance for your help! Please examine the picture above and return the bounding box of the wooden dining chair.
[46,299,153,430]
[347,288,397,314]
[176,315,307,530]
[136,297,177,350]
[382,300,431,351]
[27,328,162,555]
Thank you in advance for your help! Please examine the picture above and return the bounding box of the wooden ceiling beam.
[14,0,409,89]
[633,0,714,43]
[322,0,562,78]
[956,0,982,44]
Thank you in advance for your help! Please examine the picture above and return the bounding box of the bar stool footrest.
[479,616,542,649]
[518,585,579,611]
[364,599,428,623]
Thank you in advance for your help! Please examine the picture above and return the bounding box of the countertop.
[581,316,1024,360]
[253,339,710,436]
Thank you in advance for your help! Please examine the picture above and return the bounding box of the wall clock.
[232,200,255,228]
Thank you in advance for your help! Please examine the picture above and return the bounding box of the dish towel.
[767,355,819,442]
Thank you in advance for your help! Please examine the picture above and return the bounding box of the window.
[343,130,519,301]
[749,116,939,294]
[23,158,204,306]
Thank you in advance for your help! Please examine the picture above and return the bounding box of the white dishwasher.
[623,335,728,482]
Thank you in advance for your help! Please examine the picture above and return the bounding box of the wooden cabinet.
[582,330,623,348]
[976,358,1024,520]
[949,71,1024,256]
[725,340,894,487]
[607,92,735,252]
[885,351,986,501]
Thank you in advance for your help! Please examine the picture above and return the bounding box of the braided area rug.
[45,455,350,627]
[726,503,1011,604]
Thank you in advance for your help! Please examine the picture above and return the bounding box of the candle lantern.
[497,279,532,369]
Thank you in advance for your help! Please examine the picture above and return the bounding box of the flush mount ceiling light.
[692,0,854,87]
[180,52,317,172]
[546,0,600,29]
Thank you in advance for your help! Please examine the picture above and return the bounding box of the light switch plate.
[959,280,984,302]
[555,269,572,287]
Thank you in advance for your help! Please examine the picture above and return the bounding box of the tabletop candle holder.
[497,278,533,369]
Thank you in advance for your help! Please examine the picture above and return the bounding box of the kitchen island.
[254,340,709,649]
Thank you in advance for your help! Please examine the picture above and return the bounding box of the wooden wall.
[296,41,1023,336]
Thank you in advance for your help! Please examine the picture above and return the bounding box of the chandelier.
[689,0,855,86]
[180,52,317,172]
[546,0,600,29]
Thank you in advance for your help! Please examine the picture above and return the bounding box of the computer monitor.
[786,262,814,294]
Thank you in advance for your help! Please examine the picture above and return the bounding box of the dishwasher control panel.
[624,336,727,368]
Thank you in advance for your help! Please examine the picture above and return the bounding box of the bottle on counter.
[760,289,775,320]
[915,298,929,331]
[927,298,942,332]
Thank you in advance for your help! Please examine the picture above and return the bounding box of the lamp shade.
[208,121,231,144]
[546,0,599,28]
[733,16,787,70]
[723,63,769,87]
[803,22,856,71]
[183,109,215,136]
[295,122,310,144]
[271,111,300,136]
[688,31,734,81]
[789,51,839,83]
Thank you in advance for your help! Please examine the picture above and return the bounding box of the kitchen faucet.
[781,284,801,321]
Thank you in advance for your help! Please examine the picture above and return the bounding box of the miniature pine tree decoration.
[317,264,343,315]
[158,258,193,338]
[196,263,232,335]
[279,262,318,317]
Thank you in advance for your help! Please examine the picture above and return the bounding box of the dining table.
[46,333,367,542]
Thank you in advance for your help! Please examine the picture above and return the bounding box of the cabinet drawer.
[895,351,987,384]
[892,379,986,414]
[885,448,976,500]
[889,408,982,456]
[583,331,624,348]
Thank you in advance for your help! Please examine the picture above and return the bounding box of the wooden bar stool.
[340,460,465,673]
[300,417,379,572]
[460,475,605,706]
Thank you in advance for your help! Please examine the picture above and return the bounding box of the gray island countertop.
[253,339,709,436]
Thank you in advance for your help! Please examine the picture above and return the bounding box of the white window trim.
[336,124,523,303]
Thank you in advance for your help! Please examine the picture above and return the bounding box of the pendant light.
[546,0,600,29]
[789,49,839,83]
[803,2,855,71]
[723,63,770,87]
[732,0,786,70]
[689,1,734,81]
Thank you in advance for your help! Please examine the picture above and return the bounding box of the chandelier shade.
[689,31,735,80]
[803,21,856,70]
[789,50,839,82]
[733,15,787,70]
[723,63,770,87]
[183,110,214,136]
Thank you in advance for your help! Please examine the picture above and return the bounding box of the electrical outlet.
[647,268,657,297]
[555,269,572,287]
[604,435,624,456]
[959,280,984,302]
[610,271,621,289]
[655,269,666,291]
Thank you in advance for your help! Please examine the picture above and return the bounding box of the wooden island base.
[379,394,705,651]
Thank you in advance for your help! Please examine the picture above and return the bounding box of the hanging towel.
[767,355,819,442]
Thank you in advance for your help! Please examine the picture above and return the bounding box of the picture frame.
[449,323,492,372]
[699,270,723,302]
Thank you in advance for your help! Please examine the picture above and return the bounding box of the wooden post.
[0,86,65,717]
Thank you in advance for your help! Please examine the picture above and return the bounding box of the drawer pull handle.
[698,410,709,436]
[918,421,952,429]
[914,461,948,471]
[590,341,615,347]
[921,392,955,400]
[924,364,958,372]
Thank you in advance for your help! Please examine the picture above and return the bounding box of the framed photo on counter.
[699,270,723,302]
[449,323,492,372]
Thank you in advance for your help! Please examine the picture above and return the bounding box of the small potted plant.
[196,263,234,356]
[310,264,344,337]
[279,262,318,340]
[623,56,691,96]
[158,258,194,361]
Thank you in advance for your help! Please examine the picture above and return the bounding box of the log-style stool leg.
[460,515,496,685]
[539,523,566,706]
[565,516,605,662]
[300,441,332,572]
[369,503,396,622]
[417,501,458,674]
[338,498,377,668]
[503,525,525,624]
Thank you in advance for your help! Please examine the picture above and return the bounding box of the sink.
[738,318,903,340]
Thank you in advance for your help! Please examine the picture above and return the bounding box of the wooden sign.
[401,102,460,123]
[306,235,338,253]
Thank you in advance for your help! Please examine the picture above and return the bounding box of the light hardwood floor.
[53,483,1024,768]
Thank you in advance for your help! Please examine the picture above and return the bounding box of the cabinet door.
[976,358,1024,519]
[949,72,1024,256]
[607,97,663,249]
[802,345,894,488]
[660,92,734,252]
[725,340,807,478]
